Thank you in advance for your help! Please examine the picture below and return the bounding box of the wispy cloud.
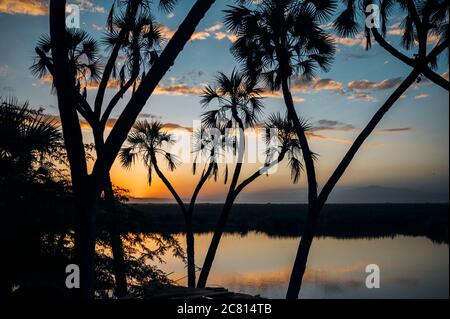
[0,0,105,15]
[348,77,403,91]
[347,92,375,102]
[312,119,356,132]
[154,83,204,96]
[291,77,345,94]
[378,127,412,133]
[0,0,47,16]
[414,93,429,100]
[205,22,223,32]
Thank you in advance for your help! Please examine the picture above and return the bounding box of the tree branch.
[96,0,216,175]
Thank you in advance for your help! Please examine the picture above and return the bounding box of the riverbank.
[125,203,449,243]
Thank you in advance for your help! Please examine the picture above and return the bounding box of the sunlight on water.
[142,232,449,299]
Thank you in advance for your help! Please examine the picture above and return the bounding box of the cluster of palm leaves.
[0,97,64,184]
[335,0,448,51]
[31,30,102,93]
[225,0,336,86]
[120,121,180,186]
[264,113,311,184]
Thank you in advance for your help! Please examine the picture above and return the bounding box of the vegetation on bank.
[128,203,449,243]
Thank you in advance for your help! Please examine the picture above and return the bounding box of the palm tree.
[120,121,220,287]
[223,0,336,297]
[196,111,312,287]
[195,70,263,287]
[35,0,216,298]
[228,0,448,299]
[334,0,448,91]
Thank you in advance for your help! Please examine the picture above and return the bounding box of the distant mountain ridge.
[130,185,449,204]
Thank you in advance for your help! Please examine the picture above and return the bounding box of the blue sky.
[0,0,448,201]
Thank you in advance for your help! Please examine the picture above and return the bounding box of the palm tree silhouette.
[227,0,448,299]
[223,0,335,297]
[36,0,216,298]
[334,0,448,90]
[120,121,220,287]
[197,110,312,288]
[0,97,63,181]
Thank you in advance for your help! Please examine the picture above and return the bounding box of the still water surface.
[148,232,448,299]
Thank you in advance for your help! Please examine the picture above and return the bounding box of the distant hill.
[130,185,448,204]
[328,185,448,203]
[231,185,448,204]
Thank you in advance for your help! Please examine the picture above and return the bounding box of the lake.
[146,232,449,299]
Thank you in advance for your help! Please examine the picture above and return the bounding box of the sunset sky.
[0,0,448,202]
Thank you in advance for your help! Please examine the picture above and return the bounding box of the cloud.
[75,0,104,13]
[0,0,105,15]
[347,92,375,101]
[313,120,356,132]
[414,93,429,100]
[260,91,305,103]
[387,28,440,43]
[348,77,403,91]
[160,25,212,42]
[154,83,204,96]
[378,127,412,133]
[0,0,47,16]
[291,77,345,94]
[190,31,210,41]
[205,22,223,32]
[160,23,238,43]
[306,132,354,144]
[333,36,363,47]
[332,33,368,48]
[214,32,238,42]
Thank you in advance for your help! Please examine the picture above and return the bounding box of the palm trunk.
[185,217,196,288]
[196,153,287,289]
[103,176,128,298]
[197,113,245,288]
[285,68,421,299]
[196,199,234,288]
[184,162,214,287]
[49,0,97,299]
[99,0,216,173]
[150,156,197,287]
[92,125,128,297]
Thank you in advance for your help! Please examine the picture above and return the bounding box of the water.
[147,232,449,299]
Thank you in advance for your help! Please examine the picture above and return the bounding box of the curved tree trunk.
[285,68,421,299]
[197,112,245,288]
[185,162,215,287]
[99,0,217,174]
[196,199,234,288]
[150,156,197,287]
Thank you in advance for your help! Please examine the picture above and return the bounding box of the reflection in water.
[142,232,449,299]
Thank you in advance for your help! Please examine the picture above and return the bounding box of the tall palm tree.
[228,0,448,299]
[196,71,263,287]
[196,111,312,287]
[223,0,335,297]
[120,121,219,287]
[334,0,448,91]
[34,0,216,297]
